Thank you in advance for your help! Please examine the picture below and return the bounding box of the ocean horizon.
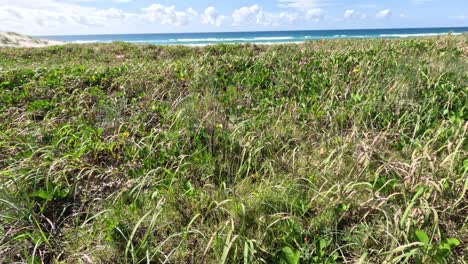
[40,27,468,46]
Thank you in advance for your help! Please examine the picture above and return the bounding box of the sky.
[0,0,466,35]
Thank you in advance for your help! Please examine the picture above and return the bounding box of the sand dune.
[0,32,63,48]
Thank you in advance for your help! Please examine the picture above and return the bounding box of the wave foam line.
[176,36,295,42]
[176,38,250,42]
[380,32,462,38]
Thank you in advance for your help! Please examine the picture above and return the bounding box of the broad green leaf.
[31,190,52,201]
[55,187,69,198]
[26,256,40,264]
[280,246,300,264]
[435,247,450,261]
[319,239,328,252]
[415,229,429,244]
[446,238,460,247]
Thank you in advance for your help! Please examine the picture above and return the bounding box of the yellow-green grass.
[0,36,467,263]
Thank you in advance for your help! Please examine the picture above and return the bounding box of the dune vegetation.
[0,36,467,263]
[0,32,62,48]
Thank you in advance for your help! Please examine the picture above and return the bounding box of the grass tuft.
[0,36,467,263]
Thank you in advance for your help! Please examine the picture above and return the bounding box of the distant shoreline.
[2,30,466,48]
[39,27,467,46]
[0,32,63,48]
[36,26,468,37]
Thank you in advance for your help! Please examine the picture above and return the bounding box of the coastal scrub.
[0,35,467,263]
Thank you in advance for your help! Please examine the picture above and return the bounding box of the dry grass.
[0,35,467,263]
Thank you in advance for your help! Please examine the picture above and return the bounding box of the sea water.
[41,27,468,46]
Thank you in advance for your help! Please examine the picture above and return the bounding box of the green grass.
[0,36,467,263]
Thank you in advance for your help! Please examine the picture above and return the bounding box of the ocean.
[41,27,468,46]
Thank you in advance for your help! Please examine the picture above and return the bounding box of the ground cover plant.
[0,35,467,263]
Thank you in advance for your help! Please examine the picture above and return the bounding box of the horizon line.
[35,25,468,37]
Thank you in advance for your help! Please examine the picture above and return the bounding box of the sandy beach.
[0,32,63,48]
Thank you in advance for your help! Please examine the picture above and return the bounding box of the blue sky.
[0,0,466,35]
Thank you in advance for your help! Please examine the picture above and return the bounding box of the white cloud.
[376,9,391,19]
[0,4,114,30]
[0,7,23,19]
[343,9,366,20]
[344,9,356,19]
[0,0,441,36]
[231,5,299,26]
[278,0,330,9]
[0,0,136,34]
[449,15,466,21]
[97,8,126,19]
[306,8,324,21]
[412,0,432,4]
[255,11,278,26]
[257,11,298,26]
[276,1,327,23]
[279,12,299,24]
[67,0,132,2]
[141,4,196,26]
[201,7,224,26]
[357,4,377,9]
[232,5,262,26]
[0,1,204,35]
